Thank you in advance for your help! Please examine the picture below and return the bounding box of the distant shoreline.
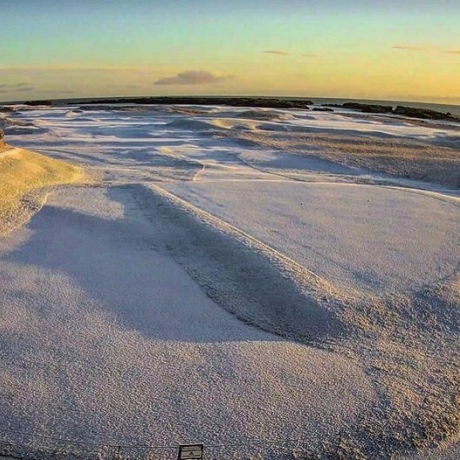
[3,95,459,120]
[2,94,460,106]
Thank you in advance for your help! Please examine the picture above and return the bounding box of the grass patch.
[234,131,460,188]
[0,147,83,233]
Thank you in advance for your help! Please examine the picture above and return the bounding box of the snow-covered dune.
[1,105,459,460]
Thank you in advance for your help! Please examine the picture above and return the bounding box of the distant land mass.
[67,96,315,110]
[322,102,460,121]
[4,95,460,121]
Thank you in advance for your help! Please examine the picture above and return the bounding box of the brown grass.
[0,147,83,233]
[233,131,460,188]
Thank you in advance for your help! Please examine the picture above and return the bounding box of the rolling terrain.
[0,104,459,460]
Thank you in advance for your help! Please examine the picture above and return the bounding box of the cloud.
[392,45,431,52]
[263,50,290,56]
[0,82,28,89]
[0,83,34,94]
[154,70,232,85]
[37,90,76,95]
[11,86,34,93]
[393,45,460,56]
[263,50,316,57]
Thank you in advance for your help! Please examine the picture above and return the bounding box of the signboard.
[178,444,204,460]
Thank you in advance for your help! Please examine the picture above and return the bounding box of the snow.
[163,181,460,295]
[1,105,459,459]
[0,187,373,457]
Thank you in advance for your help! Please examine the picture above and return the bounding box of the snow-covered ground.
[1,105,459,459]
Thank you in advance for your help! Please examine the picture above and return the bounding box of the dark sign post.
[177,444,204,460]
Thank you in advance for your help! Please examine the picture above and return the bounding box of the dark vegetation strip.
[16,97,460,121]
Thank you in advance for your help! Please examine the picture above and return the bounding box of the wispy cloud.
[392,45,431,52]
[154,70,232,85]
[0,82,34,94]
[0,65,156,74]
[0,82,28,89]
[263,50,316,57]
[393,45,460,56]
[38,90,76,95]
[263,50,290,56]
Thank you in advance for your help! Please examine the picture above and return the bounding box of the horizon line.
[1,94,460,108]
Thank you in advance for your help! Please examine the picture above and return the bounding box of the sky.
[1,0,459,104]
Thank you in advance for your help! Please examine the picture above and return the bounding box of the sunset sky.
[1,0,459,104]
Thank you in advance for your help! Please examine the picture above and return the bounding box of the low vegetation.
[235,131,460,188]
[0,147,83,233]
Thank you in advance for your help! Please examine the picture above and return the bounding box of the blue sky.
[1,0,459,102]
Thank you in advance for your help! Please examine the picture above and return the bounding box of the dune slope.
[0,148,83,233]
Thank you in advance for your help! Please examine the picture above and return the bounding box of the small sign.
[178,444,204,460]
